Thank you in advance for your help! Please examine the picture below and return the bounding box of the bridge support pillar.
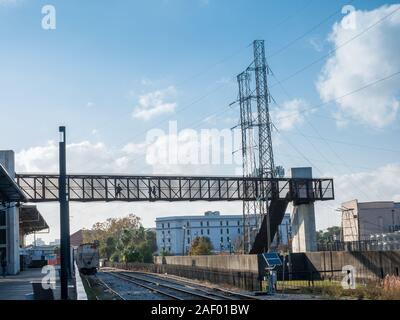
[291,167,317,253]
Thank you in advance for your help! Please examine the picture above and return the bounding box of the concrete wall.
[296,251,400,279]
[154,254,259,273]
[0,150,20,275]
[154,251,400,284]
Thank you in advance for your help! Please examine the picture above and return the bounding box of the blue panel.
[262,252,282,267]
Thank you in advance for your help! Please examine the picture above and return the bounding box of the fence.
[317,240,400,252]
[105,261,261,291]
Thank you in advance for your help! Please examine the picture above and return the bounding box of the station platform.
[0,268,61,300]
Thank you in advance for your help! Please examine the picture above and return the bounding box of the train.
[75,242,100,275]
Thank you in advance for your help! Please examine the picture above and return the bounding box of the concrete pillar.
[291,167,317,253]
[0,150,20,274]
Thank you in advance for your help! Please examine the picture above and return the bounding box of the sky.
[0,0,399,244]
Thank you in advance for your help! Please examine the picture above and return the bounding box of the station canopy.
[20,205,49,235]
[0,164,27,203]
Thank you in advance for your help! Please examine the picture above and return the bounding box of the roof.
[155,213,291,222]
[70,229,93,247]
[19,205,49,235]
[0,164,26,203]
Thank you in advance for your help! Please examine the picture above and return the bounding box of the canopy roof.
[20,205,49,235]
[0,164,26,203]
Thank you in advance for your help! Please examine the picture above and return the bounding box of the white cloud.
[308,37,324,52]
[132,86,177,121]
[315,163,400,230]
[271,99,309,131]
[16,140,137,174]
[122,141,147,155]
[86,102,95,108]
[317,4,400,128]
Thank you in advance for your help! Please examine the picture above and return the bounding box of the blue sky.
[1,0,399,242]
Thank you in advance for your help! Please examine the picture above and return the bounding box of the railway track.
[119,271,258,300]
[94,273,126,300]
[100,270,258,300]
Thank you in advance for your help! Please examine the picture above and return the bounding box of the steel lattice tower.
[237,40,275,253]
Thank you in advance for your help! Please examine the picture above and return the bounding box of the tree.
[83,214,158,263]
[188,236,214,256]
[103,236,116,261]
[317,226,342,245]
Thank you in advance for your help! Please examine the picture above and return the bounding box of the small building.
[0,151,28,274]
[155,211,291,255]
[341,200,400,242]
[70,229,93,248]
[1,151,50,274]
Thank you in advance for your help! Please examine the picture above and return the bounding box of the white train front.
[75,242,100,275]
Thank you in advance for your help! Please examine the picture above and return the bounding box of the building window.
[237,220,240,226]
[168,222,170,228]
[226,229,229,234]
[201,229,203,235]
[226,221,229,226]
[220,221,222,226]
[238,228,240,234]
[162,239,165,243]
[200,221,203,227]
[162,230,164,235]
[220,229,223,235]
[168,230,170,234]
[162,223,164,229]
[168,238,170,243]
[0,230,6,245]
[207,221,209,227]
[168,247,171,252]
[207,229,210,235]
[0,211,5,226]
[187,238,190,244]
[187,229,190,235]
[187,221,190,227]
[220,237,223,243]
[227,237,230,242]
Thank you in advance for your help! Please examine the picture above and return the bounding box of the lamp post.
[182,226,186,256]
[59,126,71,300]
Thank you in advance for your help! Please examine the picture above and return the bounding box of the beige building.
[341,200,400,242]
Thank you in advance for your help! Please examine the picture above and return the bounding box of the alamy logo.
[42,5,56,30]
[341,5,357,30]
[341,265,356,289]
[41,265,56,290]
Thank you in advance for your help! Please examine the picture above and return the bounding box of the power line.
[283,133,400,154]
[271,69,400,121]
[71,2,361,144]
[269,5,400,88]
[128,68,400,175]
[269,70,390,201]
[268,0,356,59]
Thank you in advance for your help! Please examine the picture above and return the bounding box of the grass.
[81,274,121,300]
[266,275,400,300]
